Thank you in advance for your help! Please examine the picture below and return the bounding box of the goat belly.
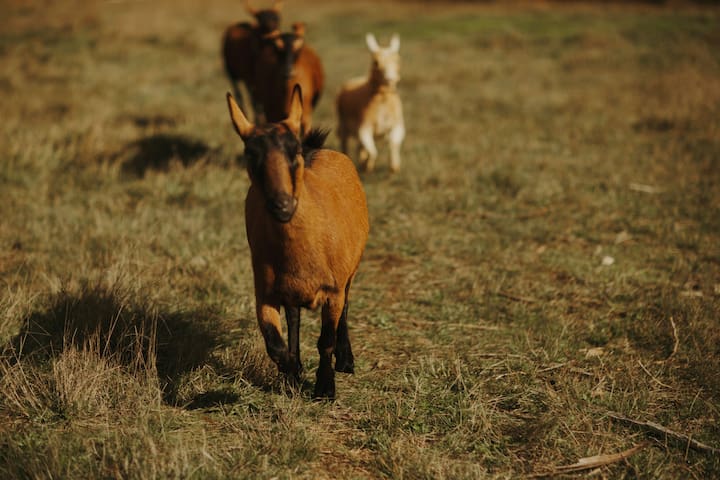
[272,276,337,310]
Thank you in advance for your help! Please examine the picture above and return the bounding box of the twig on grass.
[528,443,648,478]
[637,360,673,389]
[629,182,663,194]
[470,352,524,359]
[665,316,679,362]
[537,362,566,374]
[607,412,720,456]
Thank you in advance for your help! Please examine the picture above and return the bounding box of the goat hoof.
[284,366,303,386]
[334,352,355,374]
[314,367,336,399]
[313,381,336,400]
[278,355,303,380]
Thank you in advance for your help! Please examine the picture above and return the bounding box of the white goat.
[336,33,405,173]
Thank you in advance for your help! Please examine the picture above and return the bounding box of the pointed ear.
[292,22,306,38]
[286,84,303,136]
[366,33,379,53]
[226,92,253,138]
[389,33,400,53]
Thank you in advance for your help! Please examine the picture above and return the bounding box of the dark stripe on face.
[243,125,301,182]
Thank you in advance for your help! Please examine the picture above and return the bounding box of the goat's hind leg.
[334,281,355,374]
[314,294,346,399]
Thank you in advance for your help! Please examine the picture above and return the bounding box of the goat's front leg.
[284,306,303,381]
[257,304,295,377]
[388,122,405,173]
[314,293,346,399]
[357,126,378,172]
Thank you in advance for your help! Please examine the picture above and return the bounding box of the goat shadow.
[115,133,216,178]
[185,354,316,410]
[3,284,222,405]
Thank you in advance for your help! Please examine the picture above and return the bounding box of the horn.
[286,84,303,136]
[227,92,253,138]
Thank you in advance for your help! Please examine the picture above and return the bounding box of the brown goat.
[222,0,283,122]
[254,22,325,133]
[226,85,368,399]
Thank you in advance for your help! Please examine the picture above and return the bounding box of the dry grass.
[1,0,719,478]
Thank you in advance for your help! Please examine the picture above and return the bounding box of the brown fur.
[254,23,325,133]
[227,86,368,399]
[222,1,283,121]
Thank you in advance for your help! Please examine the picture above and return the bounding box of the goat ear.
[389,33,400,53]
[291,22,306,52]
[227,92,253,138]
[291,37,304,53]
[245,0,256,16]
[272,0,283,12]
[286,84,303,136]
[292,22,305,38]
[366,33,379,53]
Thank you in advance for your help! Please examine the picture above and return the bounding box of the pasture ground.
[1,0,719,478]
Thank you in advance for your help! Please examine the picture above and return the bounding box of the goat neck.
[368,66,398,95]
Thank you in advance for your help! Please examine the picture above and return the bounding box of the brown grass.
[1,0,719,478]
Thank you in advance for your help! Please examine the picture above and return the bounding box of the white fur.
[336,33,405,173]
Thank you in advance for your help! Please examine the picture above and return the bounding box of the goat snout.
[267,193,297,223]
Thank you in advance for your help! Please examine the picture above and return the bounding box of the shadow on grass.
[202,348,317,401]
[116,133,214,177]
[2,283,223,405]
[184,389,241,409]
[181,366,313,410]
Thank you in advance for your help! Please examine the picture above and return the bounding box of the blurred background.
[1,1,719,478]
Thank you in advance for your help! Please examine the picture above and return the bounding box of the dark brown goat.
[253,22,324,133]
[222,0,282,121]
[226,85,368,399]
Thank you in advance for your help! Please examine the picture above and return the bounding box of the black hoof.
[314,368,336,399]
[334,350,355,374]
[313,382,336,400]
[278,354,303,383]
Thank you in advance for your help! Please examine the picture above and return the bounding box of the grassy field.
[1,0,719,477]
